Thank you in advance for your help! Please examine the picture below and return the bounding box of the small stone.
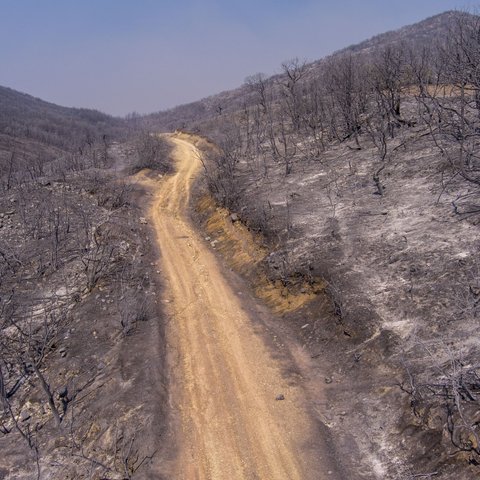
[139,217,148,224]
[275,394,285,401]
[20,411,31,422]
[230,213,239,222]
[325,377,333,384]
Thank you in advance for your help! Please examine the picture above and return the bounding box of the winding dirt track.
[144,135,326,479]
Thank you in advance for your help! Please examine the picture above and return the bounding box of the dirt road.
[143,135,331,479]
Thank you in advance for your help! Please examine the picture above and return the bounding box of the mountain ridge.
[143,9,475,132]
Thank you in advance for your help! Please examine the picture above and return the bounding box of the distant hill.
[143,10,474,133]
[0,86,127,151]
[142,84,252,134]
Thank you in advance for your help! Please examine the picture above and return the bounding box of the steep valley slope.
[187,101,480,478]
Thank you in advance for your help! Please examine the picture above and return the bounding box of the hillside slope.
[0,88,175,478]
[0,86,127,150]
[174,9,480,479]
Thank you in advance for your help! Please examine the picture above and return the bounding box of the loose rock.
[20,411,31,422]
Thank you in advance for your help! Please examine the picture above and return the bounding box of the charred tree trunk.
[31,362,61,427]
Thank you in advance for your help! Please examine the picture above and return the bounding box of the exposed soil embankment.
[196,194,324,314]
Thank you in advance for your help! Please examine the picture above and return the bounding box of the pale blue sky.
[0,1,477,116]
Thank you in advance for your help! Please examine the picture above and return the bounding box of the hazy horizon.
[1,0,478,117]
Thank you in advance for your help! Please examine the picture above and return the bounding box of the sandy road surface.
[141,135,329,479]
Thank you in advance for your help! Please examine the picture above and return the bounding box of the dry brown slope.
[138,134,336,480]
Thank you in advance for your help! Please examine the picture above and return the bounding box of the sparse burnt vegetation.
[0,94,172,477]
[131,131,173,174]
[181,10,480,479]
[2,7,480,480]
